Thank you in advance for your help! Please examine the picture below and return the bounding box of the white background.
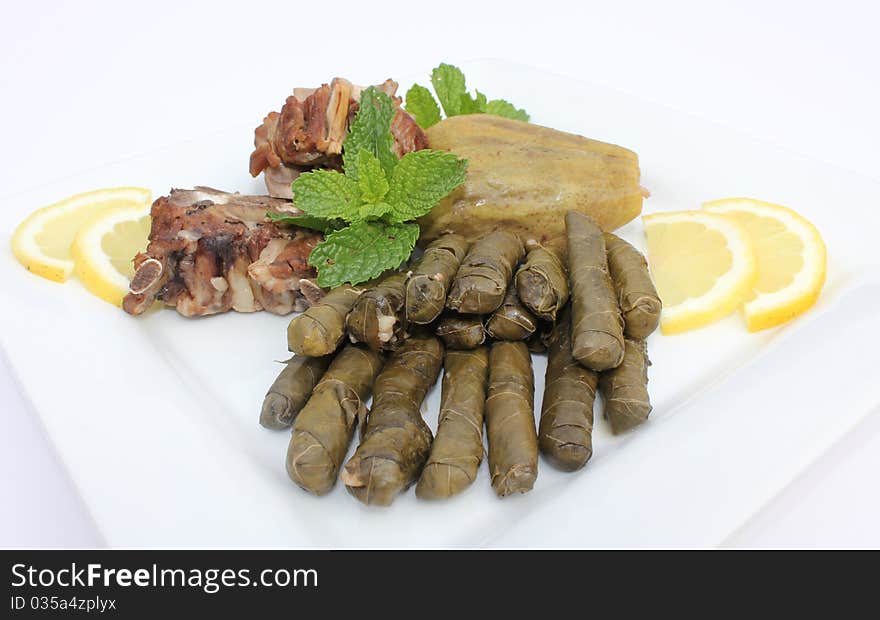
[2,0,879,548]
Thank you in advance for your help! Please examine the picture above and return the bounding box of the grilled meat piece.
[249,78,428,199]
[123,187,322,317]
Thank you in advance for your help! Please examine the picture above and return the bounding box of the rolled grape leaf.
[539,308,598,471]
[346,272,408,350]
[405,234,470,324]
[566,212,625,371]
[446,230,524,314]
[285,345,384,495]
[342,333,444,506]
[436,313,486,350]
[486,341,538,497]
[604,233,661,340]
[485,284,537,341]
[260,355,333,430]
[515,246,569,321]
[416,347,489,500]
[599,338,652,434]
[287,285,361,357]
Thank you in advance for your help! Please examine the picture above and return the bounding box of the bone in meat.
[122,187,322,317]
[250,78,428,199]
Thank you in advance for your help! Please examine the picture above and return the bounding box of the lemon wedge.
[703,198,826,331]
[71,203,153,306]
[643,211,757,334]
[11,187,152,283]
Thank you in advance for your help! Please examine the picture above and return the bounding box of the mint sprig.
[405,62,529,128]
[343,87,397,180]
[403,84,441,128]
[356,149,389,205]
[308,221,420,289]
[431,63,468,117]
[385,150,467,223]
[270,86,468,288]
[286,169,360,219]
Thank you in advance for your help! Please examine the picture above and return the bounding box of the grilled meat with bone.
[123,187,322,317]
[249,78,428,198]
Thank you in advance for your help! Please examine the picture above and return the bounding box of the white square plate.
[2,61,879,548]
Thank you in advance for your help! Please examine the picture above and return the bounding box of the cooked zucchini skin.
[285,345,384,495]
[600,338,652,434]
[486,284,537,341]
[406,234,470,325]
[604,233,661,340]
[486,341,538,497]
[419,115,643,246]
[539,309,598,471]
[346,272,408,351]
[515,246,569,322]
[260,355,333,430]
[287,285,361,357]
[416,347,489,500]
[436,313,486,350]
[342,334,444,506]
[447,230,525,315]
[566,212,625,371]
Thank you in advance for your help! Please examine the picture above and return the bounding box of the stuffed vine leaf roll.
[515,246,569,321]
[599,338,652,434]
[287,284,361,357]
[405,234,470,324]
[436,313,486,350]
[342,334,444,506]
[346,272,408,351]
[446,230,524,314]
[286,344,384,495]
[416,347,489,500]
[260,355,333,430]
[604,233,661,340]
[566,212,625,371]
[486,341,538,497]
[485,284,537,341]
[539,309,598,471]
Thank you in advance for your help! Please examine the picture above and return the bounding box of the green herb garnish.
[271,86,467,288]
[405,63,529,128]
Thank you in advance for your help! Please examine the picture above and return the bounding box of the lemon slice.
[11,187,152,282]
[703,197,826,331]
[70,203,153,306]
[643,211,757,334]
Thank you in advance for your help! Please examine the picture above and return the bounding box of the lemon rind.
[702,198,827,331]
[11,187,151,283]
[643,210,758,335]
[71,203,152,307]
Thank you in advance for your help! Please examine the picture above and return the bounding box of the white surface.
[2,1,880,548]
[3,60,879,548]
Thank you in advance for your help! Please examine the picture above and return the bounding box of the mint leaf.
[431,63,467,117]
[404,84,442,128]
[385,150,468,223]
[291,169,361,221]
[343,87,397,181]
[458,90,487,115]
[265,211,342,233]
[411,63,530,126]
[356,149,389,204]
[357,201,394,221]
[486,99,530,122]
[308,220,419,288]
